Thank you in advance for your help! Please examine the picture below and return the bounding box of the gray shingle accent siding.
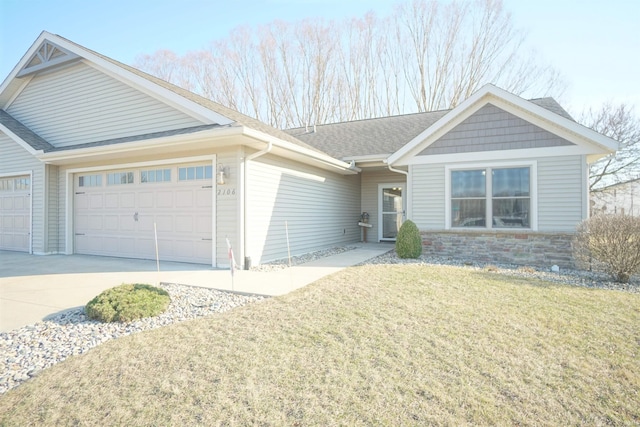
[418,104,574,156]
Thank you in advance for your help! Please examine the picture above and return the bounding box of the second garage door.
[0,175,31,252]
[74,163,213,264]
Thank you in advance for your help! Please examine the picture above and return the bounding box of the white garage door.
[0,175,31,252]
[74,163,213,264]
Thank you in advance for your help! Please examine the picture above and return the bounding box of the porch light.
[217,164,229,185]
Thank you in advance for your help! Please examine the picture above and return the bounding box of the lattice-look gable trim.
[17,41,80,77]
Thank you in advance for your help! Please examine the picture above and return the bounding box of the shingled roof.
[0,109,54,152]
[285,98,575,160]
[54,34,323,154]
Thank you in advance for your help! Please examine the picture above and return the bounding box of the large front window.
[451,166,531,229]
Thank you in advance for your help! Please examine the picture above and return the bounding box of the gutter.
[387,164,408,176]
[37,125,243,164]
[242,127,360,174]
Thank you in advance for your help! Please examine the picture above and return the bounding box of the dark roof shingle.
[286,98,574,159]
[0,109,54,151]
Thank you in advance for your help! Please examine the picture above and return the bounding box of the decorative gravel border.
[250,246,356,271]
[0,284,264,394]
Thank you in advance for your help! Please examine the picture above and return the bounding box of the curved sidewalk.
[0,243,393,332]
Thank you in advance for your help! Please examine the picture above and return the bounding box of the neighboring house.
[591,178,640,217]
[0,32,617,269]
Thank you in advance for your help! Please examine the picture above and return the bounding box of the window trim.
[445,160,537,231]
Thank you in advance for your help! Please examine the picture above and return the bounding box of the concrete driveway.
[0,244,393,332]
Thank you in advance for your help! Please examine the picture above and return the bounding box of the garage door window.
[14,178,30,190]
[141,169,171,183]
[107,172,134,185]
[179,165,212,181]
[0,179,11,191]
[79,174,102,187]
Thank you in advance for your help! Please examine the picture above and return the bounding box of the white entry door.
[74,163,213,264]
[0,175,31,252]
[379,183,405,241]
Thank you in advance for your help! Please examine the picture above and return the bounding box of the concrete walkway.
[0,243,393,332]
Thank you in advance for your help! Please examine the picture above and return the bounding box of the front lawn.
[0,264,638,425]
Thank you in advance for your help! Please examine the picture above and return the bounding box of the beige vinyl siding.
[410,164,445,229]
[215,149,241,267]
[538,155,584,231]
[0,134,43,253]
[247,154,360,264]
[360,169,405,242]
[7,62,204,148]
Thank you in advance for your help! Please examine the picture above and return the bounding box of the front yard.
[0,264,638,425]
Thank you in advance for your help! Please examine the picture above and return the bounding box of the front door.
[379,183,404,241]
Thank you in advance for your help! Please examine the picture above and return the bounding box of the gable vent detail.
[17,41,80,77]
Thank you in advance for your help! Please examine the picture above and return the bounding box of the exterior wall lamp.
[217,164,229,185]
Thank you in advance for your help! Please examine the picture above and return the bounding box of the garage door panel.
[89,193,104,209]
[14,197,25,210]
[74,164,213,264]
[154,215,174,232]
[196,189,212,207]
[120,192,135,208]
[88,215,104,231]
[0,176,30,252]
[175,215,193,233]
[75,194,88,209]
[176,190,193,207]
[104,193,118,208]
[157,191,173,208]
[104,215,119,230]
[138,192,154,208]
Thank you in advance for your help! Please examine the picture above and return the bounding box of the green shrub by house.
[85,284,170,323]
[396,220,423,259]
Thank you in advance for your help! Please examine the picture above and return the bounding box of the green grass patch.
[1,265,639,425]
[85,283,170,322]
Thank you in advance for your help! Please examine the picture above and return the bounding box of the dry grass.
[1,264,639,426]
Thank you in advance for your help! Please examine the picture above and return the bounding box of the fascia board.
[37,126,244,163]
[0,32,49,95]
[0,124,43,156]
[40,33,234,126]
[388,84,619,165]
[345,154,390,162]
[387,84,495,164]
[242,127,360,174]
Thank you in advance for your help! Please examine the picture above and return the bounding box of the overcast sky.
[1,0,638,115]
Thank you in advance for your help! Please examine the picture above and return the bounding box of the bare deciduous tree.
[581,103,640,191]
[133,0,565,128]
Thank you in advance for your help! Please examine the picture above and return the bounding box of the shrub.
[573,214,640,283]
[396,220,423,259]
[85,284,171,323]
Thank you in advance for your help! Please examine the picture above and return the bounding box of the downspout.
[387,164,408,177]
[242,142,273,268]
[387,163,410,221]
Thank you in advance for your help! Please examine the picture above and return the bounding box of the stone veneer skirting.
[420,231,575,268]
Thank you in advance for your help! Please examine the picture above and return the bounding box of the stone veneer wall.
[420,231,575,268]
